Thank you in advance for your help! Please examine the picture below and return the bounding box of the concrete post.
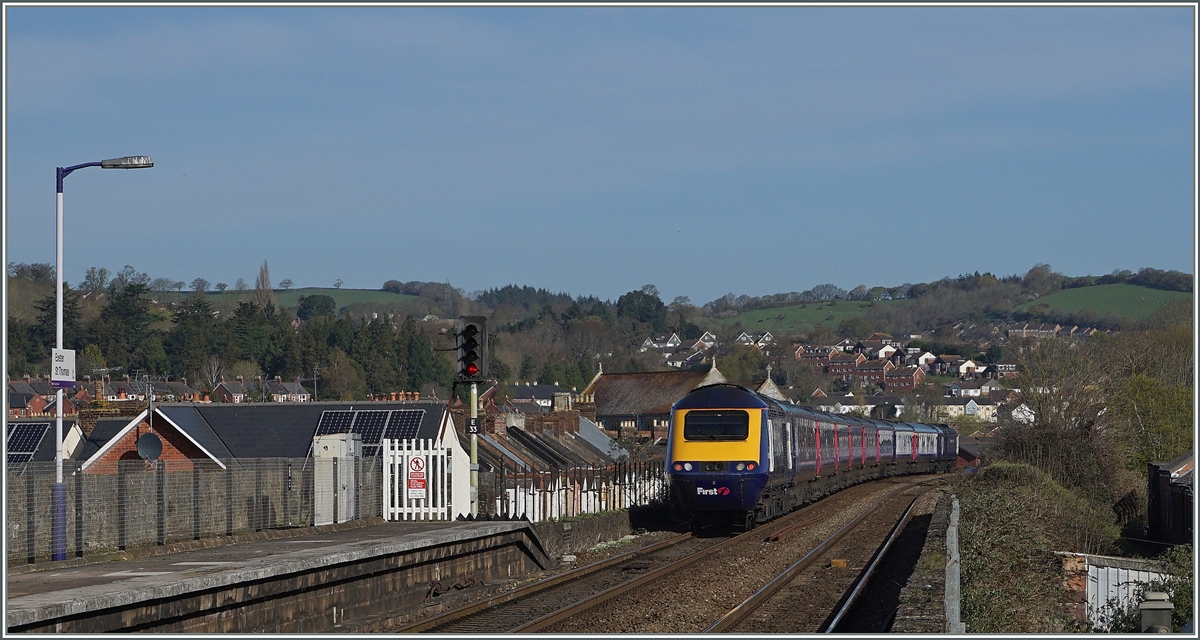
[1139,592,1173,632]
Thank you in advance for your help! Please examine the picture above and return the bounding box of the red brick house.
[826,352,866,379]
[884,366,925,392]
[79,409,224,474]
[854,359,894,387]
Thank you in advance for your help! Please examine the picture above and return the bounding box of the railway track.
[705,487,924,633]
[395,479,907,633]
[537,476,941,634]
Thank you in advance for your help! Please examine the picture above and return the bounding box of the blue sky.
[4,5,1194,304]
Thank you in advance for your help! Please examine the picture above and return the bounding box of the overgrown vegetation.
[957,463,1117,633]
[960,299,1193,632]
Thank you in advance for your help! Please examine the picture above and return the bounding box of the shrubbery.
[957,463,1119,633]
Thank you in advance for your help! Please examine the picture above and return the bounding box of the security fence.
[7,458,383,565]
[9,457,670,564]
[481,461,669,522]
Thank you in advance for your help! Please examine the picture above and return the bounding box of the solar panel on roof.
[7,423,50,456]
[351,410,390,446]
[383,409,425,441]
[7,452,33,464]
[315,411,355,436]
[6,423,14,439]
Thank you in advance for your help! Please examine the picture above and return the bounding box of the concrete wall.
[7,458,383,564]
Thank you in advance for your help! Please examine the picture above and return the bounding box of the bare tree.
[150,277,175,294]
[172,281,186,292]
[234,278,249,292]
[215,282,228,293]
[254,260,275,307]
[279,278,293,292]
[200,355,225,391]
[334,278,344,289]
[191,278,210,294]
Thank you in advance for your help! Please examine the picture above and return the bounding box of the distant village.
[8,318,1109,477]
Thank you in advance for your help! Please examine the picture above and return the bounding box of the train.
[665,383,959,531]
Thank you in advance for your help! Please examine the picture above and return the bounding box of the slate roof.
[85,402,447,462]
[75,417,132,461]
[586,370,716,416]
[509,384,568,401]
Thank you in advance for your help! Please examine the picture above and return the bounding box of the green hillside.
[272,288,419,310]
[715,299,908,336]
[1014,284,1190,321]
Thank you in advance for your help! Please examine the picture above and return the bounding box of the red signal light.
[465,363,479,376]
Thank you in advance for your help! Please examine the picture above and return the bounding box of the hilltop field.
[1013,283,1191,321]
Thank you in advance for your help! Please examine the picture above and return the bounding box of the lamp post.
[52,155,153,561]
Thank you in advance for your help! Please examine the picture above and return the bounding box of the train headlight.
[683,462,694,471]
[736,462,746,471]
[747,462,756,471]
[673,463,683,471]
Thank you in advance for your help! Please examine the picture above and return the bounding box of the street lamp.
[52,155,153,561]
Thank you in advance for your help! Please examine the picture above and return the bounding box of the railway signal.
[456,316,488,382]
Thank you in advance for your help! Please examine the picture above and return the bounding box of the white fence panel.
[383,439,451,521]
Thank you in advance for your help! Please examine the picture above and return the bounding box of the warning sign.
[407,456,427,499]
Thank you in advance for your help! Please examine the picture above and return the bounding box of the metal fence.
[7,458,383,565]
[485,461,668,522]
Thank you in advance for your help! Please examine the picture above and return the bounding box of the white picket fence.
[382,439,452,521]
[495,462,668,522]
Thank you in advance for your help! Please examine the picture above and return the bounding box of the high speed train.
[666,383,958,531]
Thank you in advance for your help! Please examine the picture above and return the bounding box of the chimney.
[413,392,420,402]
[275,375,282,383]
[237,376,244,384]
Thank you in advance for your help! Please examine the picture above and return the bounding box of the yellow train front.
[666,384,771,530]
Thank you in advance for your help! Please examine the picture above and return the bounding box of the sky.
[3,5,1195,305]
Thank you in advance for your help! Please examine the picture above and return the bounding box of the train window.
[683,410,750,440]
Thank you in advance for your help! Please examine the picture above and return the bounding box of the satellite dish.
[137,432,162,461]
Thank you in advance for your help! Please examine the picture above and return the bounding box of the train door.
[911,434,918,460]
[786,421,794,471]
[861,427,867,465]
[832,423,839,471]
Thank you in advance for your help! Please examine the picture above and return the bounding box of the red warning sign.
[407,456,427,499]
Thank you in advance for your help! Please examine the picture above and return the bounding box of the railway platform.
[6,517,552,633]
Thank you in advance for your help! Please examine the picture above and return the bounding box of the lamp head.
[101,156,153,169]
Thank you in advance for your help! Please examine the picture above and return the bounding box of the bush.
[957,463,1120,633]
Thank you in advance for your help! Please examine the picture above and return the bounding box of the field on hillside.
[1014,284,1190,321]
[716,299,909,336]
[273,288,419,310]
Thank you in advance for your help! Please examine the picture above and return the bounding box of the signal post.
[455,317,488,516]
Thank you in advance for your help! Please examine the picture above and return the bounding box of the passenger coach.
[667,384,958,530]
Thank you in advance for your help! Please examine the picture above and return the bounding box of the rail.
[705,482,930,633]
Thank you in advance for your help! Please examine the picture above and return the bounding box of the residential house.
[639,333,681,352]
[883,366,925,392]
[480,383,572,413]
[981,363,1017,379]
[950,359,980,378]
[933,397,998,423]
[1007,323,1061,339]
[865,332,902,347]
[733,332,774,350]
[833,338,857,352]
[826,352,866,379]
[263,376,312,402]
[906,351,937,371]
[854,359,894,388]
[577,361,726,441]
[212,379,252,403]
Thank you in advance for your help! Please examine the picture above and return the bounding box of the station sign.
[51,348,76,388]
